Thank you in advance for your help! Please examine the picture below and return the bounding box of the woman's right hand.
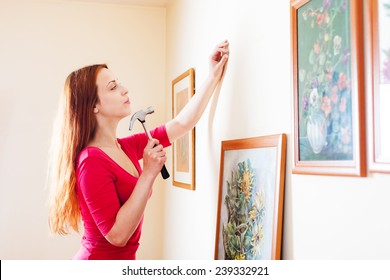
[142,139,167,179]
[209,40,229,81]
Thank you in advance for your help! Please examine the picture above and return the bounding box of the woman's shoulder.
[77,146,107,166]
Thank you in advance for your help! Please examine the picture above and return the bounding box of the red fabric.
[73,125,171,260]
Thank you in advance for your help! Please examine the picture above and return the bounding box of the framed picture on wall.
[290,0,366,176]
[172,68,196,190]
[367,0,390,173]
[214,134,287,260]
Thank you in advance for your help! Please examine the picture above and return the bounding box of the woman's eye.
[111,85,117,90]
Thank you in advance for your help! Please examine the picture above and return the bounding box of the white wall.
[0,0,166,259]
[163,0,390,260]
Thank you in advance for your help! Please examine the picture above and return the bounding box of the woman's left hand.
[166,40,230,143]
[209,39,229,81]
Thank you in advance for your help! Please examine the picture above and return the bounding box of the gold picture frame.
[290,0,367,176]
[172,68,195,190]
[215,134,287,260]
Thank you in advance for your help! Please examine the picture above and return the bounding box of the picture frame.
[214,134,287,260]
[367,0,390,173]
[290,0,367,176]
[171,68,196,190]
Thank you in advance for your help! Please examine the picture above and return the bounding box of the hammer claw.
[129,107,170,180]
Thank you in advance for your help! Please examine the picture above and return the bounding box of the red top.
[73,125,171,260]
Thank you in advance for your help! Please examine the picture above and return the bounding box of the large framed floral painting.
[214,134,286,260]
[290,0,366,176]
[367,0,390,173]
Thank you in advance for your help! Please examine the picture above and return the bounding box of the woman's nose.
[121,85,129,95]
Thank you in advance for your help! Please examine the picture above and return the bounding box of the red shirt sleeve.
[77,155,120,236]
[119,124,171,160]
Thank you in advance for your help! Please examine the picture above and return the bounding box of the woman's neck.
[89,120,120,148]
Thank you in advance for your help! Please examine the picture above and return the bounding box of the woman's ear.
[93,107,99,113]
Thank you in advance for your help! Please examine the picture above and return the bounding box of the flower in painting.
[342,48,350,65]
[333,35,342,55]
[324,32,330,42]
[310,88,319,108]
[323,0,332,9]
[254,190,265,211]
[235,254,245,260]
[341,0,348,11]
[250,223,264,256]
[303,95,309,111]
[331,86,339,103]
[240,163,254,202]
[314,41,320,54]
[248,193,263,222]
[316,11,328,26]
[248,207,258,222]
[302,10,308,20]
[321,96,332,117]
[325,66,334,81]
[311,77,319,88]
[337,72,348,90]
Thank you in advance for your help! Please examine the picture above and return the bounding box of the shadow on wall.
[0,93,17,165]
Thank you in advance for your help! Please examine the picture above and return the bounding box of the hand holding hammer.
[129,107,170,179]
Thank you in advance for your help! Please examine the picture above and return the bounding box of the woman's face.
[95,68,131,119]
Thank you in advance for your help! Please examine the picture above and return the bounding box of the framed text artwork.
[172,68,196,190]
[214,134,287,260]
[367,0,390,173]
[290,0,367,176]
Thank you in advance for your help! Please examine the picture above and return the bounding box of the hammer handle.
[142,122,170,179]
[152,143,170,179]
[160,162,170,179]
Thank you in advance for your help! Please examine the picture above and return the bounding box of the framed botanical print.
[214,134,287,260]
[290,0,366,176]
[172,68,196,190]
[367,0,390,173]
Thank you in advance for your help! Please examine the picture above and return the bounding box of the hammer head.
[129,106,154,130]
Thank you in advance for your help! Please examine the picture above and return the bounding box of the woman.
[48,40,229,259]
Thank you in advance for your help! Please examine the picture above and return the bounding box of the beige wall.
[163,0,390,259]
[1,0,389,261]
[0,0,166,259]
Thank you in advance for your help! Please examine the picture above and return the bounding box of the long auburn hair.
[48,64,107,235]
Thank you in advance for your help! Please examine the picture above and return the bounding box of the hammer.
[129,106,170,179]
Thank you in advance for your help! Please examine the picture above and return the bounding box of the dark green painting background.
[297,0,354,161]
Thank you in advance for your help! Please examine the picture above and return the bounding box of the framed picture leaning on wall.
[171,68,196,190]
[367,0,390,173]
[290,0,366,176]
[214,134,287,260]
